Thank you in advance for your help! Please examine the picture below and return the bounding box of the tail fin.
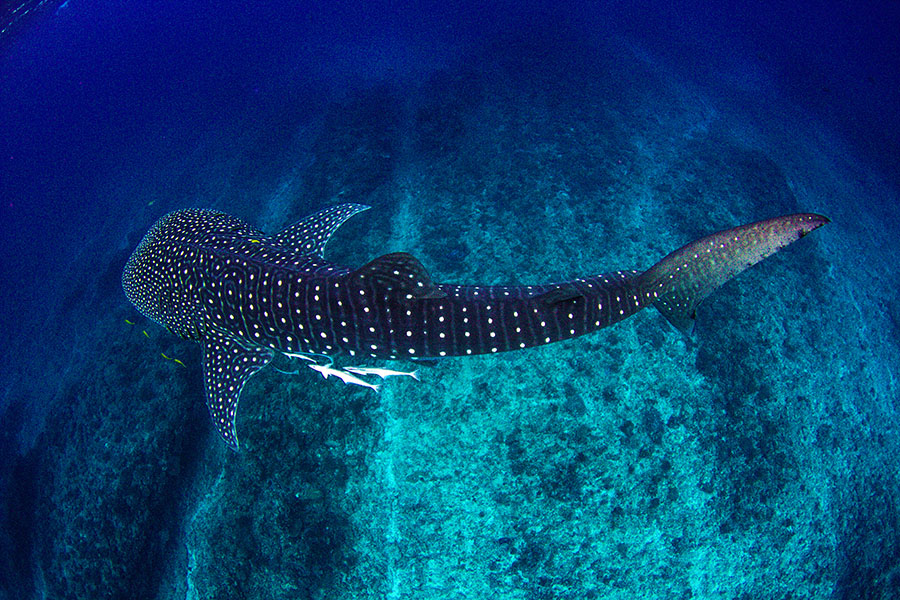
[639,213,829,335]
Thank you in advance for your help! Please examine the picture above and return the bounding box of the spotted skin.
[122,205,828,449]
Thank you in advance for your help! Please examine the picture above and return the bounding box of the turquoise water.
[1,2,898,598]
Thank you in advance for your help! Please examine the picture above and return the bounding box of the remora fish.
[122,204,828,449]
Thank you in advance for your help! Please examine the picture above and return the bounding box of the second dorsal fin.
[536,286,584,307]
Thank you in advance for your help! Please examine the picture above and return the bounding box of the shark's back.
[123,205,371,340]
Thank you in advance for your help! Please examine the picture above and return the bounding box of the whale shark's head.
[122,209,229,340]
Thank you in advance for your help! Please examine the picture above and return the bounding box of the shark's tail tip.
[790,212,830,235]
[642,212,829,336]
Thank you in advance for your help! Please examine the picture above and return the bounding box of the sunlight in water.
[1,0,65,39]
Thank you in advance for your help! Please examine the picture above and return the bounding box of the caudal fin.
[639,213,830,335]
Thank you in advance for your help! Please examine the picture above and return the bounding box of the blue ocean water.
[1,1,899,598]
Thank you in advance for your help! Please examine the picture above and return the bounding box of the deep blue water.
[1,1,899,598]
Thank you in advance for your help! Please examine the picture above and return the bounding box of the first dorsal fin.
[350,252,447,299]
[269,203,370,258]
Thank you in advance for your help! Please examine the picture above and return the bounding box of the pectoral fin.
[201,333,274,450]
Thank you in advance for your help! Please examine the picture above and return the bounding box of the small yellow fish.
[160,353,187,367]
[249,238,261,243]
[142,330,150,338]
[125,319,135,325]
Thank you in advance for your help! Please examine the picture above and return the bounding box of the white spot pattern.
[124,206,824,449]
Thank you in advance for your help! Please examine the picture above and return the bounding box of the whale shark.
[122,204,828,449]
